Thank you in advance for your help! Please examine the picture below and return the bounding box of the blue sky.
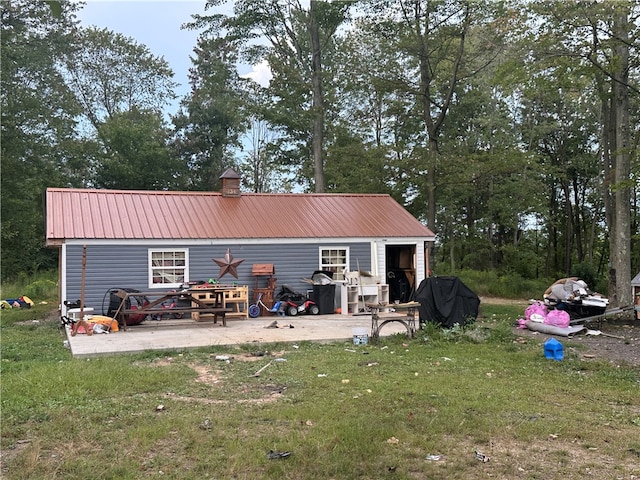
[75,1,271,116]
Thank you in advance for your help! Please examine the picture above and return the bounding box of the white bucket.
[67,307,94,321]
[352,327,369,345]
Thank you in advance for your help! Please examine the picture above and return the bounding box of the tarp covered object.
[414,276,480,328]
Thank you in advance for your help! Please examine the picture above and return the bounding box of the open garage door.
[385,245,416,303]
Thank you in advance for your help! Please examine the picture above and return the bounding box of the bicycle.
[249,292,285,318]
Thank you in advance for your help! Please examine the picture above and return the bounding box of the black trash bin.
[312,284,336,314]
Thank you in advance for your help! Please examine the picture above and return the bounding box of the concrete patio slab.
[65,313,411,358]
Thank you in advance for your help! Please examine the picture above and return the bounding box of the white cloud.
[241,60,273,87]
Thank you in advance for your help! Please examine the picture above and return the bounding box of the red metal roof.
[45,188,435,244]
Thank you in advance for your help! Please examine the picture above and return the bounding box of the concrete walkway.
[65,313,410,358]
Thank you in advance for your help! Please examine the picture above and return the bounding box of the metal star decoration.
[213,248,245,279]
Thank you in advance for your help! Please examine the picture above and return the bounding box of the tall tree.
[329,15,421,197]
[172,34,247,190]
[309,0,325,191]
[61,25,181,190]
[527,0,639,305]
[242,117,280,192]
[436,71,545,276]
[62,27,178,132]
[0,0,80,277]
[96,108,185,190]
[358,0,511,235]
[611,6,633,307]
[238,83,292,193]
[189,0,356,192]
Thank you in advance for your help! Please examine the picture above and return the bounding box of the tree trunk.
[572,177,583,262]
[610,7,632,307]
[601,84,617,299]
[426,140,438,231]
[562,181,573,275]
[309,0,325,193]
[449,225,455,274]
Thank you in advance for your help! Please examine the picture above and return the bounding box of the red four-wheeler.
[283,298,320,316]
[275,285,320,316]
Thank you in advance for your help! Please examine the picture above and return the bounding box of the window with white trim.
[319,247,348,281]
[149,249,188,288]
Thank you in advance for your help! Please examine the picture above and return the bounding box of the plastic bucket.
[352,327,369,345]
[67,307,94,321]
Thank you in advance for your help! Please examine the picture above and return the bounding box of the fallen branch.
[252,361,273,377]
[585,329,625,340]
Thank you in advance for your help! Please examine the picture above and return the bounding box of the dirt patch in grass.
[163,384,285,405]
[515,318,640,367]
[410,434,640,479]
[191,363,222,385]
[150,357,286,405]
[480,297,640,368]
[465,437,639,479]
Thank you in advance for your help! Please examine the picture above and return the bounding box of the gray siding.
[65,242,372,314]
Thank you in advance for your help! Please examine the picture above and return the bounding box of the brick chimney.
[220,168,241,197]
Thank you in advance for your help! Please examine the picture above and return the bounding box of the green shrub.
[24,279,57,300]
[485,320,516,343]
[455,269,552,299]
[1,270,57,302]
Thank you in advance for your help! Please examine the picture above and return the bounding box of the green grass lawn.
[2,303,639,479]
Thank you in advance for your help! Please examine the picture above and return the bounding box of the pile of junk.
[543,277,609,319]
[519,277,632,337]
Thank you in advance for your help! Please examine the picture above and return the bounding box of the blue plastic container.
[544,337,564,361]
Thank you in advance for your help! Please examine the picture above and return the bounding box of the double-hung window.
[149,249,188,288]
[319,247,348,281]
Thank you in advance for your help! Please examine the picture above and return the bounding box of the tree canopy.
[1,0,638,305]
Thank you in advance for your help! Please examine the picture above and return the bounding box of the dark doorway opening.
[385,245,416,303]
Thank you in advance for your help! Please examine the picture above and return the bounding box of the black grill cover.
[414,276,480,328]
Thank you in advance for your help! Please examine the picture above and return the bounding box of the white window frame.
[148,248,189,289]
[318,247,349,282]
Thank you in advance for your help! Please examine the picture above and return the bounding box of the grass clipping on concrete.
[1,305,640,480]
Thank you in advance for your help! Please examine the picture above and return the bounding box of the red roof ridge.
[46,187,217,196]
[46,187,391,198]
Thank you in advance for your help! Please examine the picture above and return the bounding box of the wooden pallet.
[223,287,248,318]
[191,286,248,320]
